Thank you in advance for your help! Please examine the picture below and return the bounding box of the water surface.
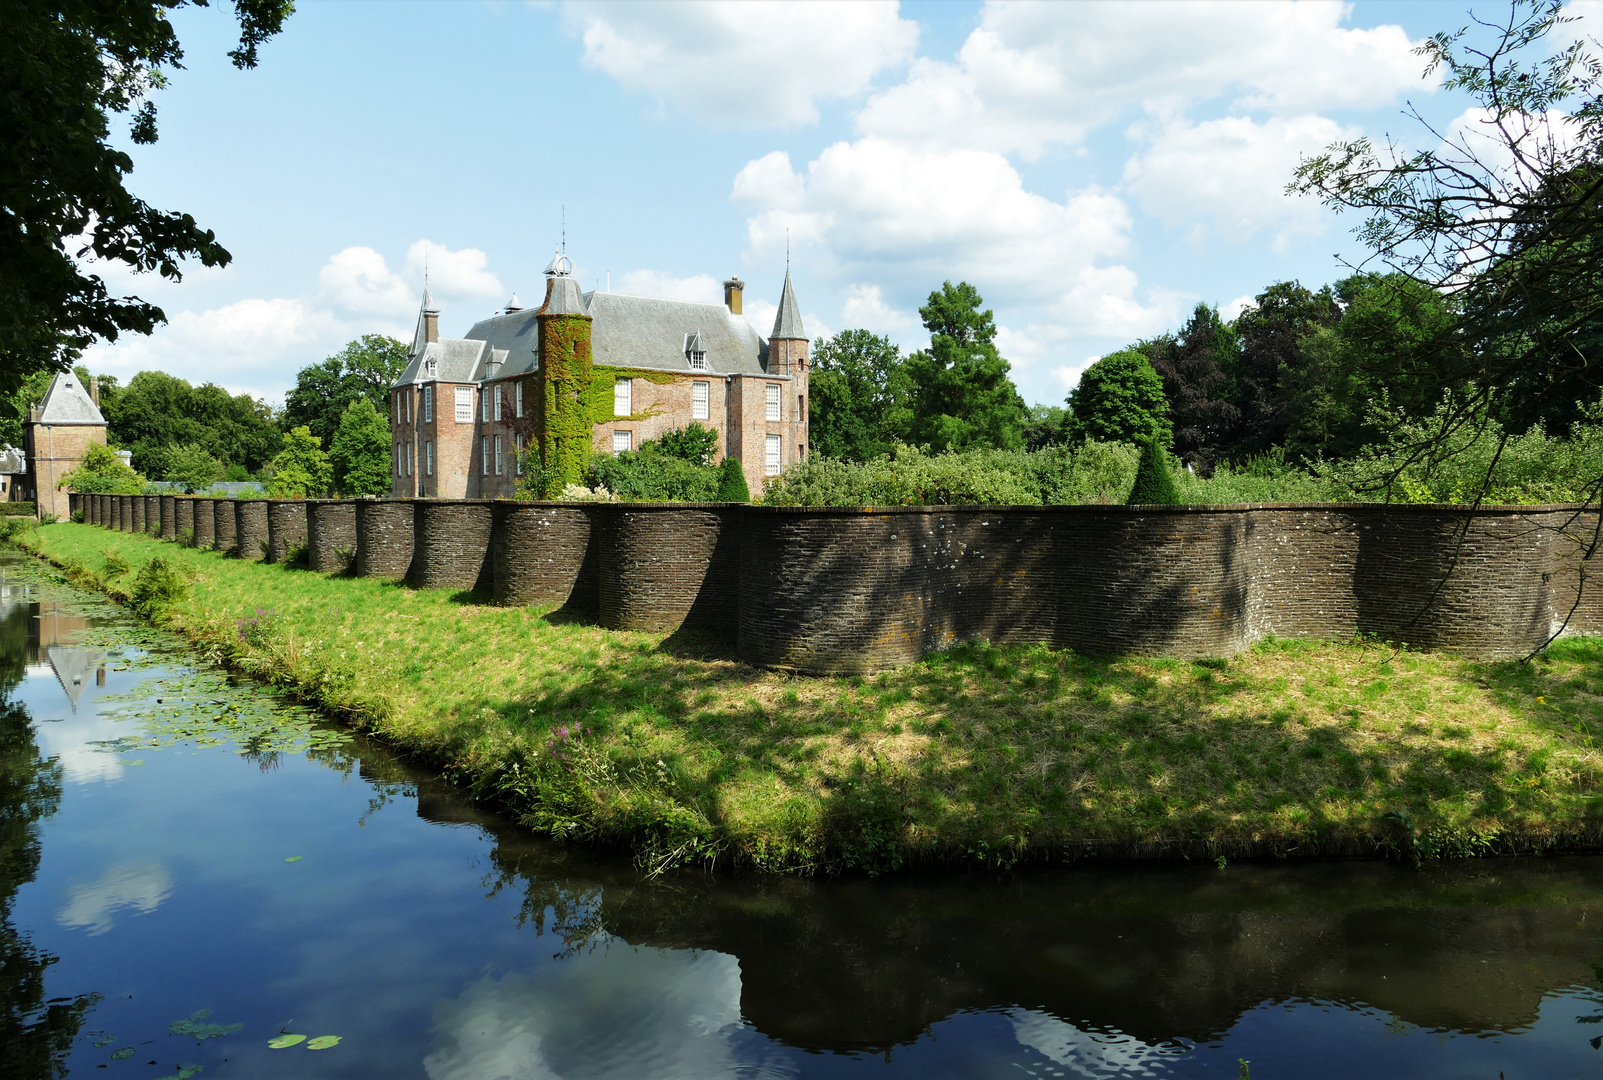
[3,550,1603,1079]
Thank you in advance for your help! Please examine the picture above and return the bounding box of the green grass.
[20,521,1603,872]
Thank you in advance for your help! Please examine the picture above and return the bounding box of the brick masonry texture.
[491,502,599,613]
[356,499,414,579]
[306,501,356,573]
[191,499,215,549]
[235,500,269,562]
[130,495,145,534]
[412,500,494,591]
[213,499,237,555]
[77,497,1603,670]
[175,497,194,538]
[266,502,308,564]
[597,503,740,633]
[144,496,160,535]
[159,496,177,540]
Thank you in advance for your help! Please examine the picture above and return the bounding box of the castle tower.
[410,285,440,357]
[533,250,594,495]
[25,372,107,520]
[769,269,810,465]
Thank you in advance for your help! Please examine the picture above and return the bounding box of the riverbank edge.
[13,523,1603,873]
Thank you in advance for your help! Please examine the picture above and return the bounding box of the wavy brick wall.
[356,499,414,578]
[129,495,145,534]
[306,501,356,574]
[412,500,494,591]
[266,502,308,564]
[598,504,740,632]
[145,496,161,535]
[175,497,194,539]
[235,500,269,562]
[158,496,177,540]
[190,499,213,548]
[491,502,599,612]
[213,499,237,555]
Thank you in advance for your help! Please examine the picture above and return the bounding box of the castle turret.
[533,250,594,495]
[410,286,440,357]
[768,268,807,376]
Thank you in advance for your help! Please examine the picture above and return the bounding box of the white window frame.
[514,434,524,475]
[455,386,473,423]
[404,442,412,477]
[613,430,632,453]
[481,387,491,422]
[765,434,781,475]
[765,383,781,421]
[493,434,503,475]
[481,436,490,475]
[515,381,524,418]
[692,380,709,421]
[494,384,503,422]
[394,442,401,475]
[393,394,399,425]
[689,352,706,371]
[424,385,434,423]
[614,377,633,417]
[425,440,434,476]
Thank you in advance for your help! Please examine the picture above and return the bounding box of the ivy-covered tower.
[534,251,594,496]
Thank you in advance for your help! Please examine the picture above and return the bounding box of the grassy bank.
[15,521,1603,871]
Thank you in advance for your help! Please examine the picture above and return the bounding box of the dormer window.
[684,332,706,371]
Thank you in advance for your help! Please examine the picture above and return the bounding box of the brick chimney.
[89,376,99,408]
[424,309,439,344]
[723,277,744,315]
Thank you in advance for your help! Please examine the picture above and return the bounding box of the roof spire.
[771,265,805,341]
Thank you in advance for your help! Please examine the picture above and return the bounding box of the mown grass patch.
[18,521,1603,872]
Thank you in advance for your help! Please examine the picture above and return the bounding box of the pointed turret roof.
[409,286,440,357]
[771,268,805,340]
[537,249,588,317]
[35,373,105,426]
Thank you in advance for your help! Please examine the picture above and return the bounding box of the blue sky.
[78,1,1599,407]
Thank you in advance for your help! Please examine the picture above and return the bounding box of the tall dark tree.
[903,282,1028,452]
[1233,281,1341,454]
[1145,304,1240,473]
[0,0,291,407]
[105,370,282,478]
[284,335,411,450]
[808,329,908,462]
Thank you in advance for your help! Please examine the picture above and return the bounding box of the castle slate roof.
[391,337,488,389]
[461,292,770,379]
[771,269,806,340]
[35,373,105,425]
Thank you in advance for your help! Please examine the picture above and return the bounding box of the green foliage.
[161,443,224,493]
[0,0,290,401]
[762,444,1043,506]
[267,426,332,499]
[59,442,143,494]
[583,447,720,502]
[128,556,191,620]
[649,422,719,466]
[1066,350,1173,448]
[0,503,35,517]
[904,282,1029,452]
[538,315,597,496]
[107,370,282,478]
[0,368,58,453]
[809,329,910,461]
[1128,441,1181,505]
[328,398,391,497]
[1025,441,1141,504]
[284,335,410,449]
[1022,404,1067,451]
[716,457,751,502]
[1316,389,1603,504]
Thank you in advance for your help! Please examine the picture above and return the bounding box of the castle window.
[494,385,503,422]
[765,383,781,421]
[689,352,706,371]
[392,394,399,425]
[515,381,524,418]
[482,387,492,422]
[424,385,434,422]
[481,437,490,475]
[613,430,632,453]
[394,442,401,474]
[514,435,524,475]
[493,435,503,475]
[614,378,633,417]
[455,386,473,423]
[685,332,706,370]
[765,434,781,475]
[692,381,709,420]
[426,440,434,476]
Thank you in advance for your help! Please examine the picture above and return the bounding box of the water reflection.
[55,863,173,936]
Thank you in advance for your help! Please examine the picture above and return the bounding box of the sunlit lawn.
[24,521,1603,871]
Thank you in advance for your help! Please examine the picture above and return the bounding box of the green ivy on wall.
[536,313,680,496]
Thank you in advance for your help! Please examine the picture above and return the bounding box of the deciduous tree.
[1065,351,1172,448]
[328,399,391,497]
[284,335,410,449]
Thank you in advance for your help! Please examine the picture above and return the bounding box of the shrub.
[0,502,36,517]
[101,550,131,581]
[268,426,332,498]
[763,444,1042,506]
[0,517,34,542]
[59,443,143,494]
[129,556,191,620]
[716,457,751,502]
[1128,442,1181,505]
[70,510,84,523]
[583,447,720,501]
[651,422,720,466]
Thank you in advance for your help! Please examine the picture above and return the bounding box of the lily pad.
[306,1035,342,1050]
[283,856,302,863]
[155,1066,203,1080]
[110,1047,134,1060]
[267,1034,306,1049]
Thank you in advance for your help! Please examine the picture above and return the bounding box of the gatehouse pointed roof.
[771,268,806,340]
[35,373,105,426]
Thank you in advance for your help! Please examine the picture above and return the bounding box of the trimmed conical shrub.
[717,456,751,502]
[1127,440,1181,505]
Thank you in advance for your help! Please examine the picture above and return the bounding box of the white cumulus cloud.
[840,283,918,335]
[58,863,174,936]
[568,0,918,128]
[613,270,722,304]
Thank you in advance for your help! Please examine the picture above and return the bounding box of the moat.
[5,548,1603,1079]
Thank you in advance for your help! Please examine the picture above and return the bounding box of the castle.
[388,252,810,499]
